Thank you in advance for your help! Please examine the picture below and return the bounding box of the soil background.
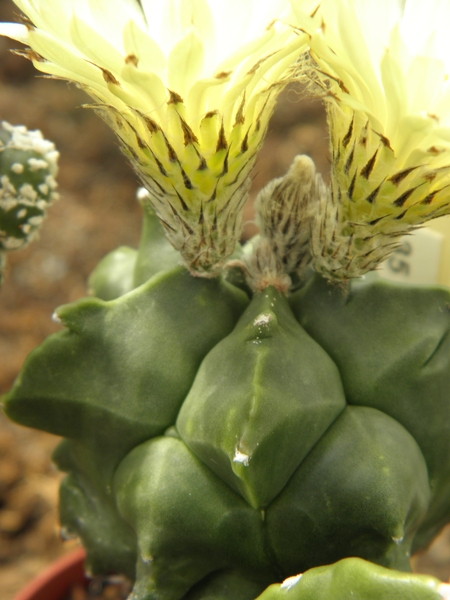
[0,0,449,598]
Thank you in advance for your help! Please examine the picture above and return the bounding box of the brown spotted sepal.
[100,89,274,278]
[311,104,450,280]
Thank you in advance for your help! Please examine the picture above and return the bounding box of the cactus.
[0,120,59,282]
[3,1,450,599]
[3,210,450,599]
[257,558,449,600]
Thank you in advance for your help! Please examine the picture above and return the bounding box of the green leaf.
[290,274,450,550]
[3,266,249,482]
[255,558,444,600]
[177,286,346,509]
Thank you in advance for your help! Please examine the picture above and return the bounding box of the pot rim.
[13,547,87,600]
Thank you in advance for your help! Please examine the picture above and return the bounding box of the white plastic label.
[378,227,443,285]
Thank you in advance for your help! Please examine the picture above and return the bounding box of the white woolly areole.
[1,120,59,173]
[253,313,273,327]
[11,163,24,174]
[233,449,250,467]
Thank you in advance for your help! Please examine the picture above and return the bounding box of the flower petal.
[168,27,205,98]
[122,19,167,76]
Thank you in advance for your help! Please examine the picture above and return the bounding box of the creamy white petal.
[0,22,28,43]
[178,0,215,50]
[122,20,167,76]
[69,14,125,73]
[87,0,146,38]
[186,74,231,125]
[215,28,277,75]
[167,28,205,98]
[120,65,167,114]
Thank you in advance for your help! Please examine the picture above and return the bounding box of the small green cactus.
[0,120,59,281]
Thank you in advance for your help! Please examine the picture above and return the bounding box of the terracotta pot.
[13,548,88,600]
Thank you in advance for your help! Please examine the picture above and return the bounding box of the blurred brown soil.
[0,0,449,598]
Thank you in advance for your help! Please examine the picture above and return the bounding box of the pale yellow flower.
[0,0,317,276]
[293,0,450,279]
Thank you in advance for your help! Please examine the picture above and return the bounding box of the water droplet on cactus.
[392,536,404,545]
[281,574,302,590]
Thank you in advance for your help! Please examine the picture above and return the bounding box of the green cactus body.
[5,265,248,484]
[0,121,58,251]
[265,406,430,574]
[54,438,138,579]
[88,246,138,301]
[290,273,450,552]
[88,196,180,301]
[177,286,346,509]
[4,239,450,600]
[256,558,445,600]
